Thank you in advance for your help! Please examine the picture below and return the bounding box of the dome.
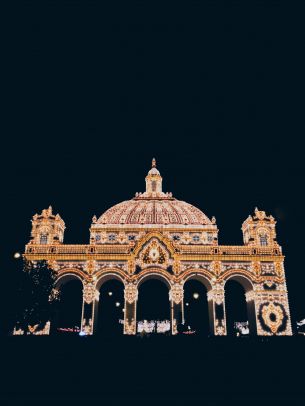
[97,198,212,226]
[95,158,213,228]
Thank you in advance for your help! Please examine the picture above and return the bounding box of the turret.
[242,207,278,247]
[29,206,65,245]
[144,158,163,195]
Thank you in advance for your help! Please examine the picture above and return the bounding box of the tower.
[242,207,278,248]
[29,206,65,245]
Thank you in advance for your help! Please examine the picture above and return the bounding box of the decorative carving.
[124,283,138,304]
[143,240,166,264]
[83,282,99,304]
[275,262,284,277]
[213,261,221,276]
[207,283,224,305]
[169,283,184,304]
[222,262,251,272]
[259,302,286,334]
[85,260,98,275]
[261,263,275,275]
[252,261,260,277]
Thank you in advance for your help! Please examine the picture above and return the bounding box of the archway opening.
[225,278,255,336]
[137,279,170,334]
[52,279,83,335]
[183,279,210,336]
[97,279,125,337]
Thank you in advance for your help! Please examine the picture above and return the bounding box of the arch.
[95,269,127,290]
[55,271,84,289]
[137,276,171,333]
[52,275,83,335]
[96,278,125,337]
[183,278,211,336]
[224,273,257,336]
[136,269,172,289]
[223,272,254,292]
[182,271,213,291]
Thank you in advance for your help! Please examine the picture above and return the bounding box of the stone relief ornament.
[207,283,224,305]
[261,263,275,275]
[124,283,138,304]
[259,302,287,334]
[143,240,166,264]
[83,282,99,304]
[275,262,284,277]
[169,283,184,304]
[222,262,251,272]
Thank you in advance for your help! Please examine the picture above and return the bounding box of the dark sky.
[2,2,305,330]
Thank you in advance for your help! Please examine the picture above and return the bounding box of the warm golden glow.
[21,160,292,337]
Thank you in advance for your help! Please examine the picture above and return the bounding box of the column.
[123,283,138,335]
[81,282,100,335]
[169,283,184,335]
[207,283,226,336]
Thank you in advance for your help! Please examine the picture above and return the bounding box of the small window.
[108,234,116,241]
[173,235,180,241]
[207,233,213,242]
[95,234,101,241]
[192,235,200,242]
[128,235,135,241]
[152,181,157,191]
[260,235,268,246]
[40,234,48,244]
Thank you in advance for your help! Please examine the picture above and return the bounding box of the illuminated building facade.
[24,159,292,336]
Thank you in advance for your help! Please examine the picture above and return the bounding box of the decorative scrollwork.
[124,283,138,304]
[83,282,99,304]
[169,283,184,304]
[258,302,287,334]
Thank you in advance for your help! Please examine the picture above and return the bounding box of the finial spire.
[152,158,156,168]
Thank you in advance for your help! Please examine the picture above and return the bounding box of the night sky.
[2,2,305,333]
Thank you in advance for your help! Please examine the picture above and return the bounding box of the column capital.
[207,283,225,304]
[124,283,138,304]
[83,282,99,304]
[169,283,184,304]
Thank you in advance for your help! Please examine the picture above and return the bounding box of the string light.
[18,163,292,337]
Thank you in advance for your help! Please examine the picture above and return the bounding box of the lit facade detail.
[23,159,292,336]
